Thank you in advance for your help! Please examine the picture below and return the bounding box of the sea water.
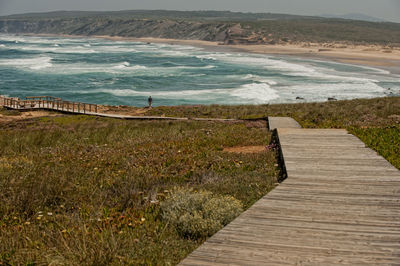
[0,34,399,107]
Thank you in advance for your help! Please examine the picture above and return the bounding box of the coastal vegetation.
[0,115,278,264]
[0,96,399,264]
[148,97,400,168]
[1,10,400,45]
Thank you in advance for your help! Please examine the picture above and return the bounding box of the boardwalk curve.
[181,117,400,265]
[0,95,238,122]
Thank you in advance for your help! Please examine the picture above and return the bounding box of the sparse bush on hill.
[161,188,243,239]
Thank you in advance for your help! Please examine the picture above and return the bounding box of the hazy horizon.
[0,0,399,23]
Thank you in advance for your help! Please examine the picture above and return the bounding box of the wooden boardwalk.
[181,117,400,265]
[0,95,238,122]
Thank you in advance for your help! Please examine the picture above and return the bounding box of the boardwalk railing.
[0,95,241,121]
[0,95,98,114]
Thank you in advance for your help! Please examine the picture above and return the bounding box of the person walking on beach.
[148,96,153,108]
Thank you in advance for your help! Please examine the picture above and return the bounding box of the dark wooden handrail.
[0,95,98,114]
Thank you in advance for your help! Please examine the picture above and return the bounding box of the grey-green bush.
[160,188,243,239]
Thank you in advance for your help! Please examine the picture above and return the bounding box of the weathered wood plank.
[181,117,400,265]
[268,117,301,130]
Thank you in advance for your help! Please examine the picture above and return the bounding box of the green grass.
[0,107,21,116]
[146,97,400,127]
[147,97,400,170]
[1,97,399,264]
[349,125,400,169]
[0,116,278,265]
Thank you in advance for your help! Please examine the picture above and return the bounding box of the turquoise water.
[0,34,399,107]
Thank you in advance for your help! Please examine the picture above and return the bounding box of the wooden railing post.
[2,96,99,115]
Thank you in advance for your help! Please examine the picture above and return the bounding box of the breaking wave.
[0,56,53,70]
[0,34,398,106]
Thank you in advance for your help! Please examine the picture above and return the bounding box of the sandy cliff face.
[0,18,233,42]
[2,17,399,46]
[0,18,273,44]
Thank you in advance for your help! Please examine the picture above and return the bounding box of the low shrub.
[0,108,21,116]
[161,188,243,239]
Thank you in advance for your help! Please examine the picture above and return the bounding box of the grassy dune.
[148,97,400,168]
[0,116,278,264]
[0,97,399,264]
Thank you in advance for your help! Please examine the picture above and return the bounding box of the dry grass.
[147,97,400,169]
[1,97,399,264]
[146,97,400,128]
[0,116,278,265]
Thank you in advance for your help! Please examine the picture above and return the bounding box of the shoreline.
[21,33,400,74]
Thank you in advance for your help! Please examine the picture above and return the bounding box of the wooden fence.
[0,95,98,114]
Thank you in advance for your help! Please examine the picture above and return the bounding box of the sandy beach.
[94,35,400,74]
[26,33,400,74]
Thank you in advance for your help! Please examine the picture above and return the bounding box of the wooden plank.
[181,117,400,265]
[268,117,301,130]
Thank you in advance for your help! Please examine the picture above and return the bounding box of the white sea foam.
[355,65,391,75]
[90,81,279,104]
[243,74,278,85]
[0,56,53,70]
[230,83,279,102]
[195,54,217,60]
[209,53,379,83]
[0,44,5,48]
[154,50,190,57]
[278,82,385,103]
[1,34,398,105]
[13,44,96,54]
[112,61,131,69]
[112,62,148,70]
[307,58,392,75]
[172,65,216,70]
[210,53,323,77]
[95,46,139,53]
[0,35,87,45]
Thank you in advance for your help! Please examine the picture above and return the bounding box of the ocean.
[0,34,399,107]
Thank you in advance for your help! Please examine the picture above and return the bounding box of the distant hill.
[320,13,386,23]
[0,10,317,21]
[0,10,399,46]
